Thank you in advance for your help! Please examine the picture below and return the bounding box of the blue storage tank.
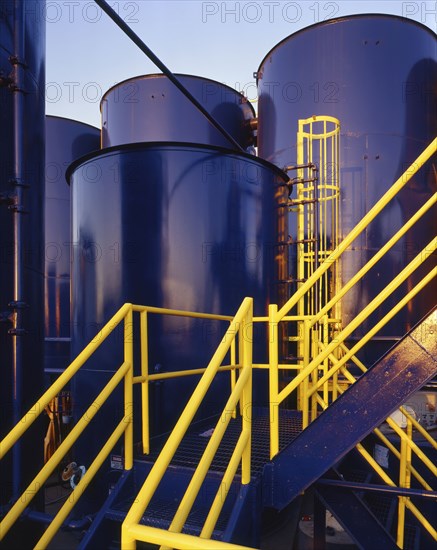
[101,74,255,150]
[45,116,100,373]
[0,0,45,507]
[257,14,437,361]
[67,143,288,449]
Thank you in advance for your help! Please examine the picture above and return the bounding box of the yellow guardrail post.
[268,304,279,459]
[301,319,311,428]
[124,305,134,470]
[397,416,413,549]
[231,338,237,418]
[140,309,150,454]
[241,300,253,484]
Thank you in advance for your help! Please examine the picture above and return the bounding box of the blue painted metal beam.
[315,481,399,550]
[263,308,437,510]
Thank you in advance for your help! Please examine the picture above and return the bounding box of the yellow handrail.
[122,297,253,549]
[268,136,437,456]
[0,301,250,548]
[276,137,436,322]
[307,268,437,398]
[279,239,436,407]
[123,524,255,549]
[0,302,132,460]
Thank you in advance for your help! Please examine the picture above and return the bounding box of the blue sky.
[46,1,437,127]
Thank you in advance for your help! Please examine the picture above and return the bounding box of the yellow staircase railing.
[267,136,437,547]
[268,136,437,456]
[1,134,435,549]
[0,300,255,549]
[317,337,437,547]
[0,303,135,547]
[121,297,254,549]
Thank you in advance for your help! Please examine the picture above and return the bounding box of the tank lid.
[256,13,437,82]
[66,141,289,184]
[100,73,256,117]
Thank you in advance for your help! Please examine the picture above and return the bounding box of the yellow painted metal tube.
[309,193,437,328]
[140,365,236,382]
[0,303,131,459]
[123,523,255,550]
[276,137,437,321]
[386,419,437,476]
[200,430,250,539]
[140,310,150,455]
[403,500,437,541]
[122,298,253,532]
[373,427,432,491]
[132,304,232,321]
[268,304,279,459]
[400,408,437,450]
[124,309,134,470]
[340,343,367,373]
[280,247,436,404]
[241,305,253,485]
[34,418,127,549]
[231,339,237,418]
[0,361,130,540]
[330,366,435,490]
[357,443,437,542]
[308,267,436,397]
[356,443,397,487]
[397,498,406,549]
[168,364,252,534]
[398,430,408,548]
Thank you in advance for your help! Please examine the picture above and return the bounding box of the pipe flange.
[8,204,28,213]
[8,328,27,336]
[8,301,28,310]
[8,178,29,188]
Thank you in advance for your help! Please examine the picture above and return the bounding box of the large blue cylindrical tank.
[101,74,255,150]
[257,15,436,360]
[0,0,45,507]
[67,143,287,452]
[45,116,100,373]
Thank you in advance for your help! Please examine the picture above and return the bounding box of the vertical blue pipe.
[11,0,25,498]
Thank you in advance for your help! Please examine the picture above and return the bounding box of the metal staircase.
[1,137,436,549]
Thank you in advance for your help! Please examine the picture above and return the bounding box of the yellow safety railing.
[265,135,436,546]
[0,299,255,549]
[121,297,254,549]
[268,136,437,459]
[326,353,437,548]
[0,303,134,548]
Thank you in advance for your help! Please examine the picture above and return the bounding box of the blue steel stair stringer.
[263,308,437,511]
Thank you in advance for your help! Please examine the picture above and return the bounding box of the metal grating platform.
[138,408,302,477]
